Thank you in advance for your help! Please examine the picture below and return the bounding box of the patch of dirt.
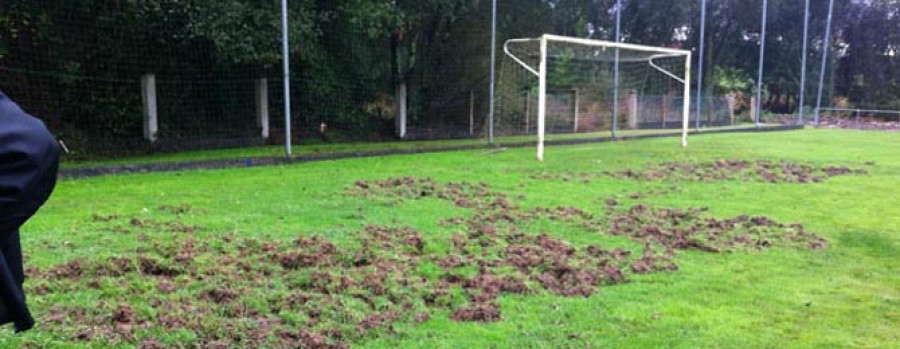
[526,171,602,184]
[33,176,829,347]
[90,213,201,235]
[519,160,869,184]
[608,204,828,253]
[450,303,502,322]
[91,214,120,222]
[138,257,182,277]
[604,160,868,183]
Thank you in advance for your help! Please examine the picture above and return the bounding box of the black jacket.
[0,90,60,332]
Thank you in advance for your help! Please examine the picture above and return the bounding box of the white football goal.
[500,34,692,161]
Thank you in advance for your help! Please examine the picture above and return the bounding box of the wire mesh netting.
[5,0,882,161]
[1,2,283,158]
[0,1,493,159]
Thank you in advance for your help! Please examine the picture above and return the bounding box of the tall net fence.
[0,1,493,159]
[0,2,282,158]
[814,108,900,131]
[6,1,887,161]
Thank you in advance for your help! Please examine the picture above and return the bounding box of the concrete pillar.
[469,89,475,136]
[750,96,758,125]
[141,74,158,142]
[496,92,502,134]
[525,91,531,133]
[572,89,580,133]
[627,90,638,129]
[395,83,407,138]
[727,94,736,126]
[660,95,668,129]
[255,78,270,139]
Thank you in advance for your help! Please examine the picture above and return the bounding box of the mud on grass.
[521,159,872,184]
[29,177,826,347]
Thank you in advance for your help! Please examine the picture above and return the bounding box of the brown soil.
[522,160,870,184]
[32,176,828,347]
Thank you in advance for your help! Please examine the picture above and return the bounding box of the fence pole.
[696,0,707,131]
[612,0,622,138]
[755,0,769,129]
[815,0,836,127]
[281,0,292,157]
[488,0,497,145]
[856,109,861,129]
[799,0,811,125]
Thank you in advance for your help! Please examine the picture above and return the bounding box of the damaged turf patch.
[345,176,827,315]
[607,160,869,183]
[520,160,871,184]
[31,176,829,347]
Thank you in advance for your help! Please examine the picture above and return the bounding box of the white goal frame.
[503,34,692,161]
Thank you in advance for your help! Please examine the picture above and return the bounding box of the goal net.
[497,34,691,161]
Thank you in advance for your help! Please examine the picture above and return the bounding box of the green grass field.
[60,124,758,168]
[5,129,899,348]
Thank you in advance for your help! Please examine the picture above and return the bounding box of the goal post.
[501,34,692,161]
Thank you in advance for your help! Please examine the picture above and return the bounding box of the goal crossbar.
[504,35,690,80]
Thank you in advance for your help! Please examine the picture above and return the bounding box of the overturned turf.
[523,159,871,184]
[28,177,827,347]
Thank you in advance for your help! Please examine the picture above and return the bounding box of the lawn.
[59,124,761,169]
[5,129,898,348]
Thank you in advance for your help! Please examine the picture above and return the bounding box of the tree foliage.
[0,0,898,152]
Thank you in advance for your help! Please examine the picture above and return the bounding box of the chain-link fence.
[814,108,900,131]
[1,1,894,161]
[1,1,501,160]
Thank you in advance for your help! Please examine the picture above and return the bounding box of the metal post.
[755,0,769,129]
[682,52,692,147]
[695,0,707,131]
[281,0,292,157]
[537,36,547,161]
[612,0,622,138]
[799,0,811,125]
[815,0,835,127]
[488,0,497,145]
[856,109,861,129]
